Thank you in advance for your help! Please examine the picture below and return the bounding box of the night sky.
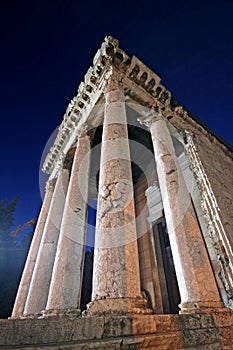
[0,0,233,230]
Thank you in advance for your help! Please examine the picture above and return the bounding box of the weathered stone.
[11,179,56,318]
[1,314,232,349]
[139,111,224,314]
[4,36,233,349]
[89,71,150,315]
[45,129,91,314]
[23,167,70,316]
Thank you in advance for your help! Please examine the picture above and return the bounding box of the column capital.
[45,178,56,192]
[56,152,66,169]
[138,105,164,129]
[103,68,124,97]
[77,123,89,138]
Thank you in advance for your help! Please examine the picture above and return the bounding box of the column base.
[20,312,42,319]
[84,297,153,316]
[41,308,81,318]
[179,301,230,314]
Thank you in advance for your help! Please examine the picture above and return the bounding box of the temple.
[1,36,233,349]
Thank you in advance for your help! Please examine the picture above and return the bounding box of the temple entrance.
[153,218,180,314]
[80,199,96,311]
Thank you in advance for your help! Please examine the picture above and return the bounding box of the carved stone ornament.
[42,37,174,174]
[103,67,124,94]
[45,178,56,192]
[77,123,88,138]
[137,106,164,129]
[184,131,233,307]
[174,106,189,120]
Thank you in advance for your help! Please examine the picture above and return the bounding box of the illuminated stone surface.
[6,36,233,348]
[45,128,91,315]
[11,179,55,318]
[87,73,150,316]
[23,167,69,316]
[139,112,223,313]
[1,313,233,349]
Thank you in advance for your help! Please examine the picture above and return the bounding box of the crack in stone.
[166,168,176,175]
[99,180,132,218]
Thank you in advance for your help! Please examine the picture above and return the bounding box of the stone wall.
[195,133,232,246]
[1,313,233,349]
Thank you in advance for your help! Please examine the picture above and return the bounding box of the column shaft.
[149,114,222,313]
[88,77,150,315]
[45,131,91,315]
[23,166,69,316]
[11,179,55,318]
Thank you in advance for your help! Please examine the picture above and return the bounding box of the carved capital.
[138,106,164,129]
[77,123,89,138]
[103,68,124,95]
[57,152,67,169]
[183,130,194,146]
[46,178,56,192]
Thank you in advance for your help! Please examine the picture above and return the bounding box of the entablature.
[42,36,175,174]
[43,36,231,175]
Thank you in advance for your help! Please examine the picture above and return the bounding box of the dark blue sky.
[0,0,232,229]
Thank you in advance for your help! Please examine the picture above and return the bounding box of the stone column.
[23,165,70,317]
[87,71,151,315]
[11,179,55,318]
[44,126,91,316]
[139,110,223,314]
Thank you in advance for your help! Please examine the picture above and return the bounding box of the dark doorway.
[80,199,96,311]
[153,218,181,314]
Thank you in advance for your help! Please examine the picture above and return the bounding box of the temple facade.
[1,37,233,349]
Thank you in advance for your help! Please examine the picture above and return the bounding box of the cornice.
[42,36,232,175]
[42,36,173,174]
[42,37,115,174]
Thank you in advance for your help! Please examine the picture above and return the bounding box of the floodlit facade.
[1,37,233,349]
